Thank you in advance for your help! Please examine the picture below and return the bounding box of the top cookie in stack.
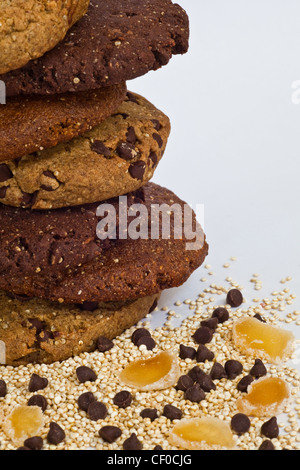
[0,1,209,366]
[0,0,190,95]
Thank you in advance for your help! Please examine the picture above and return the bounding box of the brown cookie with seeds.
[0,83,127,163]
[0,183,209,303]
[0,0,90,74]
[0,198,106,279]
[0,92,170,209]
[0,0,189,96]
[0,290,160,365]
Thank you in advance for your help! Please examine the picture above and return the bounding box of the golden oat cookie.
[0,92,170,209]
[0,289,160,365]
[0,0,90,74]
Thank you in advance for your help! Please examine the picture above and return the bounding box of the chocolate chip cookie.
[0,0,90,74]
[0,183,209,303]
[0,92,170,209]
[1,0,189,96]
[0,290,159,365]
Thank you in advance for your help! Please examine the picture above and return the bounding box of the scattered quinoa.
[0,258,299,450]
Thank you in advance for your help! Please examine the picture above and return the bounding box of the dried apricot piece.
[119,351,180,391]
[169,417,235,450]
[232,317,294,363]
[4,405,44,445]
[236,376,290,417]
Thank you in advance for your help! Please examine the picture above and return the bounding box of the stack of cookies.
[0,0,208,366]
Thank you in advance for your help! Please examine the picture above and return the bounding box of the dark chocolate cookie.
[0,198,105,278]
[0,183,208,303]
[0,0,189,96]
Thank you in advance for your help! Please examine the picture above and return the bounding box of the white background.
[130,1,300,348]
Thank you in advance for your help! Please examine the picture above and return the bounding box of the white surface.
[129,0,300,358]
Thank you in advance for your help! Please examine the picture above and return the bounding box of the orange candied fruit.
[232,316,294,363]
[119,351,180,391]
[4,405,44,445]
[236,376,290,417]
[169,417,235,450]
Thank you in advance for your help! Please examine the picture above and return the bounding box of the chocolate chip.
[28,394,48,412]
[210,362,227,380]
[78,392,96,412]
[261,417,279,439]
[151,119,162,131]
[0,164,13,182]
[123,433,143,450]
[99,426,122,443]
[87,401,108,421]
[187,365,206,382]
[117,141,139,160]
[175,375,194,392]
[47,422,65,445]
[76,366,97,383]
[96,336,114,353]
[258,439,275,450]
[78,301,99,311]
[91,140,111,157]
[21,191,38,207]
[237,374,254,393]
[162,404,182,421]
[126,92,139,104]
[225,360,243,379]
[113,390,132,408]
[192,326,214,344]
[149,299,158,312]
[41,184,56,191]
[184,384,205,403]
[23,436,43,450]
[197,374,216,392]
[212,307,229,323]
[135,335,156,350]
[28,374,48,393]
[226,289,243,307]
[200,317,219,330]
[0,186,8,198]
[129,161,146,180]
[37,329,53,343]
[196,344,215,363]
[231,413,251,434]
[42,170,56,179]
[0,379,7,397]
[153,445,163,450]
[131,328,151,345]
[126,126,137,145]
[249,359,267,378]
[149,151,158,168]
[16,446,31,450]
[28,318,45,334]
[140,408,159,421]
[152,133,163,148]
[254,313,266,322]
[179,344,196,360]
